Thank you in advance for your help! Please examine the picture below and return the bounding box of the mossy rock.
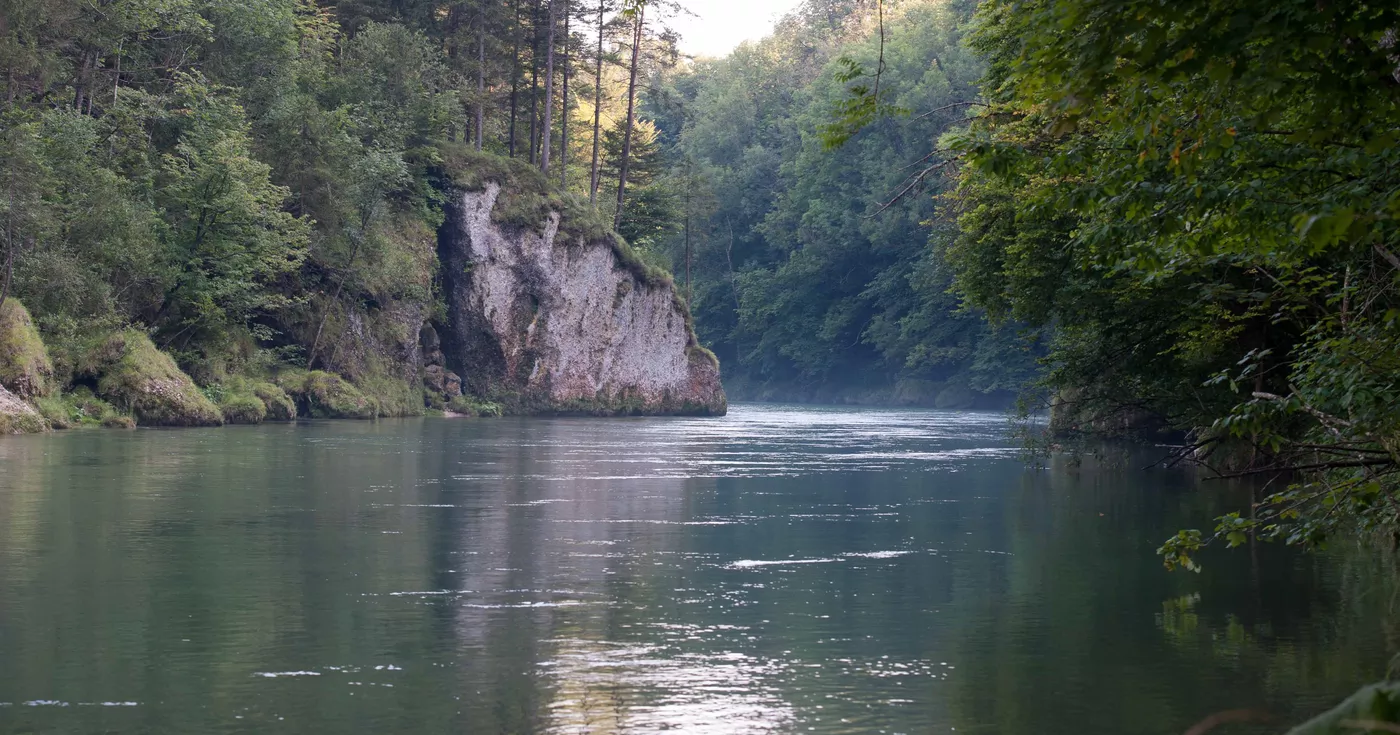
[277,370,376,419]
[220,392,267,424]
[214,379,296,424]
[0,385,47,434]
[0,300,54,399]
[250,381,296,421]
[101,413,137,429]
[88,330,223,427]
[35,387,128,429]
[446,394,503,417]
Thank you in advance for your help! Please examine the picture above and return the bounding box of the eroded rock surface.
[439,184,726,415]
[0,384,45,434]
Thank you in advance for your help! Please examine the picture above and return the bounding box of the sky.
[663,0,806,58]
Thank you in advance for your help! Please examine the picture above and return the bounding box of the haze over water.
[0,405,1392,734]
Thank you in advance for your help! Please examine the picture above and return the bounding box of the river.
[0,405,1394,734]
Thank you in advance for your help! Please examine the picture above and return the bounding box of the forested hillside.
[640,0,1040,406]
[0,0,711,426]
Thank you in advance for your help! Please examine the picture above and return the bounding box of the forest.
[1,0,1399,558]
[4,0,1400,730]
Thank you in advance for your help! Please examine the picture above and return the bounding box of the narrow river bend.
[0,405,1392,734]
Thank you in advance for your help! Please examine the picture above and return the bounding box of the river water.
[0,405,1394,734]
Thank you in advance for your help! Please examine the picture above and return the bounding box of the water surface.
[0,405,1394,734]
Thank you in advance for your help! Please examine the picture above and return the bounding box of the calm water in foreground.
[0,405,1396,734]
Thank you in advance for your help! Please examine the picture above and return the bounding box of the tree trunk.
[684,211,691,303]
[307,236,363,370]
[112,40,122,106]
[540,0,559,174]
[508,0,522,157]
[475,26,485,152]
[0,240,11,312]
[73,49,96,113]
[613,3,644,230]
[588,0,605,204]
[559,0,570,187]
[1,150,14,310]
[528,0,541,165]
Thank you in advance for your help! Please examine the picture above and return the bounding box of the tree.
[539,0,560,174]
[587,0,616,203]
[154,74,310,349]
[612,0,645,229]
[946,0,1400,566]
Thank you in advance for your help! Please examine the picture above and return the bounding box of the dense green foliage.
[647,0,1040,405]
[0,0,695,423]
[946,0,1400,561]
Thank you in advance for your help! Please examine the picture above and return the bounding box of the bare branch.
[909,100,988,123]
[864,155,963,218]
[1375,243,1400,272]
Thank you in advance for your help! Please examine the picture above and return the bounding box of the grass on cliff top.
[434,144,673,289]
[0,300,55,399]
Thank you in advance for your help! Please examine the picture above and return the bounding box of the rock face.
[439,184,726,415]
[0,384,45,434]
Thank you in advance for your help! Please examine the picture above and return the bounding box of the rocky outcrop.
[420,324,463,409]
[0,384,45,434]
[438,183,726,416]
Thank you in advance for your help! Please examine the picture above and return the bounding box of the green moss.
[220,392,267,424]
[88,330,223,427]
[445,395,503,417]
[277,369,377,419]
[34,395,74,429]
[356,373,422,418]
[36,387,126,429]
[437,145,607,235]
[210,378,296,424]
[101,413,137,429]
[0,300,54,399]
[687,343,720,370]
[0,411,47,434]
[607,233,673,288]
[250,381,296,421]
[483,385,722,417]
